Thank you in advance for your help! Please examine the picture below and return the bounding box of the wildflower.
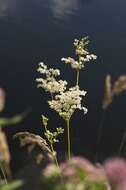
[61,37,97,71]
[60,157,96,180]
[48,86,87,121]
[48,86,87,160]
[70,157,95,173]
[36,62,67,94]
[61,57,81,70]
[37,62,48,74]
[60,162,77,178]
[43,157,108,188]
[104,158,126,190]
[43,163,60,178]
[70,157,107,182]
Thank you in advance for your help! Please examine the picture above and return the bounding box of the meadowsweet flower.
[36,62,67,94]
[48,86,87,121]
[37,62,47,73]
[36,78,67,94]
[61,37,97,71]
[61,57,81,70]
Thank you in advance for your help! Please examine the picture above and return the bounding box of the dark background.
[0,0,126,176]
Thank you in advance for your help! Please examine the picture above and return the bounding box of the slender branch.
[66,119,71,160]
[43,125,59,168]
[50,144,65,187]
[50,143,59,168]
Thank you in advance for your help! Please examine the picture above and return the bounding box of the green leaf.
[0,180,23,190]
[0,110,30,128]
[42,115,49,127]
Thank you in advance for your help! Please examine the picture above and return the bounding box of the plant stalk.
[66,119,71,160]
[76,70,80,86]
[0,163,7,184]
[50,143,59,168]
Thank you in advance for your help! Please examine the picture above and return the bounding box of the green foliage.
[86,182,107,190]
[74,36,90,54]
[0,110,30,128]
[44,127,64,145]
[0,180,23,190]
[42,114,64,147]
[42,115,48,128]
[42,115,64,165]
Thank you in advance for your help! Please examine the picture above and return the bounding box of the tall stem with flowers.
[36,37,97,161]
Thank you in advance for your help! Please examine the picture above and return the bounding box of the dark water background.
[0,0,126,174]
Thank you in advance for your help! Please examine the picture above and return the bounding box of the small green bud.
[42,115,48,127]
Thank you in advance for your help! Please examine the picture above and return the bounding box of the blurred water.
[0,0,126,171]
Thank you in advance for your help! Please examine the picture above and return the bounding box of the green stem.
[0,172,2,180]
[118,131,126,154]
[50,144,59,168]
[76,70,80,86]
[50,93,53,100]
[0,163,7,184]
[50,144,65,187]
[66,119,71,160]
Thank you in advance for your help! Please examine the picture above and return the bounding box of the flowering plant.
[35,37,96,161]
[42,157,126,190]
[13,37,126,190]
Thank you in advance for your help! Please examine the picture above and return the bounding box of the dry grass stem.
[102,75,126,110]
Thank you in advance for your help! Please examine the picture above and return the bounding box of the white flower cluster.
[36,62,67,94]
[61,57,81,70]
[48,86,88,121]
[61,37,97,70]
